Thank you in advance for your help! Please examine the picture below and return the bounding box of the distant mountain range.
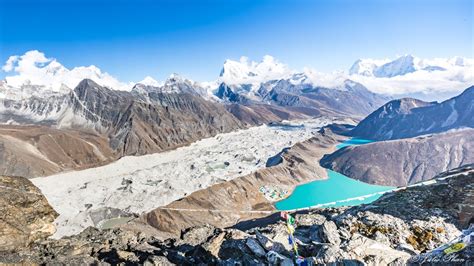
[1,51,473,101]
[348,55,471,78]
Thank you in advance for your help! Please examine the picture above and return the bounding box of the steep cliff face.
[0,176,58,252]
[351,86,474,140]
[321,129,474,186]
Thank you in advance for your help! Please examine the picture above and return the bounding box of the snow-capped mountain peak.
[373,54,419,78]
[138,76,161,87]
[349,58,390,76]
[1,50,131,99]
[348,55,473,79]
[219,55,293,87]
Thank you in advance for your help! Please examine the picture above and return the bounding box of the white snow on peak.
[346,55,474,98]
[219,55,294,87]
[349,55,473,78]
[1,50,132,99]
[138,76,161,87]
[349,58,390,77]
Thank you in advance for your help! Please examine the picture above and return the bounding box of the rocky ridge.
[350,86,474,140]
[321,128,474,186]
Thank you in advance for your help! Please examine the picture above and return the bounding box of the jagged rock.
[296,213,326,226]
[246,237,266,258]
[265,250,288,265]
[255,231,273,251]
[310,225,322,243]
[117,250,139,262]
[374,230,391,246]
[319,221,341,245]
[341,259,365,266]
[143,255,173,266]
[202,231,226,257]
[271,229,293,252]
[345,234,411,264]
[280,257,294,266]
[217,235,249,260]
[314,244,345,264]
[180,224,218,246]
[396,243,418,255]
[0,176,58,252]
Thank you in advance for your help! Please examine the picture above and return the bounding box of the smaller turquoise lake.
[275,138,395,210]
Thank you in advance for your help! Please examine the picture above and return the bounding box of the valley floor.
[32,117,338,238]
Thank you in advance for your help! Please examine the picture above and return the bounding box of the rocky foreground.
[1,165,472,265]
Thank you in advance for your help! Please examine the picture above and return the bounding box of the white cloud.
[2,55,19,72]
[302,68,348,88]
[1,50,132,97]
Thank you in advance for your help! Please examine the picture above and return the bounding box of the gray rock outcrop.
[0,176,58,252]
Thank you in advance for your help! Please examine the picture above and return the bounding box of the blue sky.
[0,0,472,81]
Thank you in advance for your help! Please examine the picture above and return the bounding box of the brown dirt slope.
[0,126,116,178]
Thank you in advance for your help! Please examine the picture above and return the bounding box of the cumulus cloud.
[1,50,132,94]
[301,68,348,88]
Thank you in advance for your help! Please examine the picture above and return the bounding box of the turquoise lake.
[275,138,395,210]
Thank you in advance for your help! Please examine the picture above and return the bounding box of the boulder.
[319,221,341,245]
[345,234,411,264]
[265,250,288,265]
[180,224,218,246]
[255,231,273,250]
[0,176,58,252]
[296,213,326,226]
[246,237,266,258]
[143,255,173,266]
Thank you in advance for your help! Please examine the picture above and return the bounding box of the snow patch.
[442,100,459,127]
